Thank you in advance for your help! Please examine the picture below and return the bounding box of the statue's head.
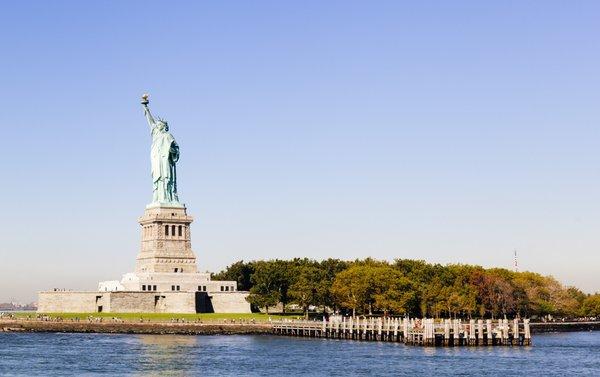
[157,118,169,132]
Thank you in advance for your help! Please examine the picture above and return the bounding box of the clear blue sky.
[1,1,599,302]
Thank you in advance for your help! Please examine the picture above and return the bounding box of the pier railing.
[272,317,531,346]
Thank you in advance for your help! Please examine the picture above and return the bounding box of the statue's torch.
[141,93,150,106]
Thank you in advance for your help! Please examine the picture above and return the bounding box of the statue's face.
[157,121,167,132]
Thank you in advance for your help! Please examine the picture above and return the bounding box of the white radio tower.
[514,249,519,272]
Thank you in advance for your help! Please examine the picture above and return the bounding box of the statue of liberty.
[141,94,181,206]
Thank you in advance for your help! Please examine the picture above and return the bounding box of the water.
[0,332,598,376]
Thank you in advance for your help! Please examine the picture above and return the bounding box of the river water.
[0,331,598,376]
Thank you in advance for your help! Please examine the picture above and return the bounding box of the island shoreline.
[2,319,599,335]
[0,319,272,335]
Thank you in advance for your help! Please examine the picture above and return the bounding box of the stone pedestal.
[135,205,198,274]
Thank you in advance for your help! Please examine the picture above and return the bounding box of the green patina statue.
[141,94,182,207]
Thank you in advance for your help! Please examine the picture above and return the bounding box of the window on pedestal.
[171,225,176,237]
[153,285,157,291]
[171,285,175,291]
[165,225,169,236]
[176,285,180,291]
[178,225,182,237]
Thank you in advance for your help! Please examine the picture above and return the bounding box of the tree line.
[212,258,600,319]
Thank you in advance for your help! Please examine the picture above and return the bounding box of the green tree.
[331,265,372,316]
[246,261,284,313]
[371,266,414,315]
[581,294,600,317]
[274,259,295,312]
[289,265,327,318]
[240,257,588,319]
[319,259,350,311]
[513,272,558,317]
[212,260,255,291]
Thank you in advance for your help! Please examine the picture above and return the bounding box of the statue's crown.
[157,116,169,131]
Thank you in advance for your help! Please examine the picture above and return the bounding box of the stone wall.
[160,292,196,313]
[38,292,102,313]
[108,292,157,313]
[38,291,248,313]
[210,292,251,313]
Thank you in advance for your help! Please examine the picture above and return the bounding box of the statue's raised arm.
[141,94,156,130]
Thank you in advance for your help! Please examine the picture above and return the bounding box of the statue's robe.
[150,127,179,201]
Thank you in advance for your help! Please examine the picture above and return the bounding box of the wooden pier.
[272,317,531,346]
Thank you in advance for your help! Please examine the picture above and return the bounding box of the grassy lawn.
[8,312,305,322]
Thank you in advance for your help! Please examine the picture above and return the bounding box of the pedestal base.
[136,205,197,274]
